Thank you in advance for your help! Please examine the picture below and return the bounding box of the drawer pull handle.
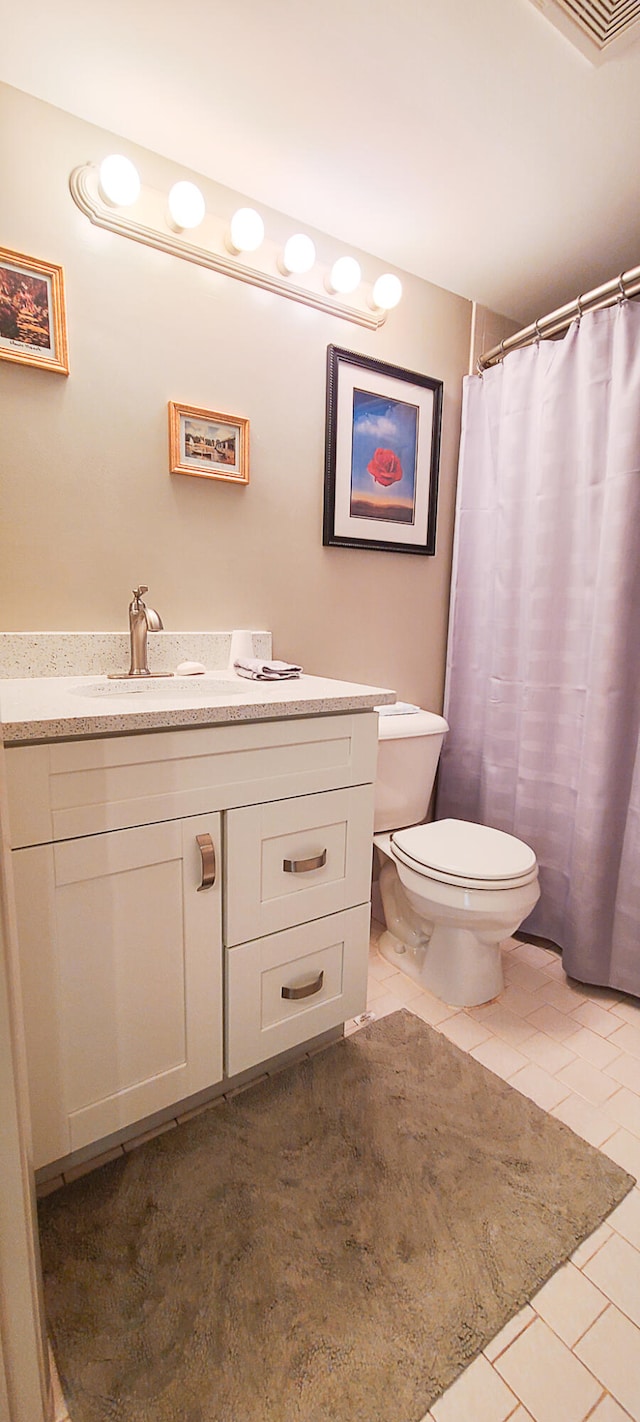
[196,833,216,891]
[282,849,327,875]
[281,970,324,1001]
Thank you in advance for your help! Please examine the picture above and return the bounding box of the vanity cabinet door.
[12,812,223,1168]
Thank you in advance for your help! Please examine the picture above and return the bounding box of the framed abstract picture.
[168,402,249,484]
[322,345,443,555]
[0,247,69,374]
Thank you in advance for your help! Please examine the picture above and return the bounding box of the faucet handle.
[132,585,149,601]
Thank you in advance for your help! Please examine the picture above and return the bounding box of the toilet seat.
[390,818,538,891]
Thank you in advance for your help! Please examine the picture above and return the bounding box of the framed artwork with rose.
[322,345,443,555]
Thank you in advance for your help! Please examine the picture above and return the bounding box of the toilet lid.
[390,818,537,888]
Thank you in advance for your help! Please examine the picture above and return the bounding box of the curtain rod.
[478,261,640,371]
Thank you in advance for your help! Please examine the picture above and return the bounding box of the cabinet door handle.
[196,833,216,890]
[281,970,324,1001]
[282,849,327,875]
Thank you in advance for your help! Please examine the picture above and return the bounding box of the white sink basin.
[69,676,246,699]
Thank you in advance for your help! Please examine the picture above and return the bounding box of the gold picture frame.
[0,246,69,374]
[169,401,250,484]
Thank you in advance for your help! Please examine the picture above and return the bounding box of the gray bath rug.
[38,1009,634,1422]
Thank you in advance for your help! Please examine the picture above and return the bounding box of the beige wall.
[469,304,520,374]
[0,83,476,711]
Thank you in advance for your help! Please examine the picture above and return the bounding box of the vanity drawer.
[224,784,374,946]
[5,712,378,847]
[225,904,369,1076]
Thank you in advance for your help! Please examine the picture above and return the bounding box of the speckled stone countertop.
[0,671,397,745]
[0,630,272,679]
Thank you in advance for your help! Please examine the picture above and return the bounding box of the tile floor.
[47,922,640,1422]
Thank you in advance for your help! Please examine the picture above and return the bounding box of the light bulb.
[327,256,361,295]
[167,181,206,231]
[372,273,402,310]
[227,208,265,254]
[98,155,141,207]
[280,233,316,276]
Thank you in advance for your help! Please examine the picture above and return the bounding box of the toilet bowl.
[374,707,540,1007]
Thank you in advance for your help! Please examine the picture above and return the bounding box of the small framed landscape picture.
[168,402,249,484]
[323,345,443,555]
[0,247,69,374]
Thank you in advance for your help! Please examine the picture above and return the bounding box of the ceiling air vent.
[529,0,640,61]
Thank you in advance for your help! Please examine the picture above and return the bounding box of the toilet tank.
[374,708,449,833]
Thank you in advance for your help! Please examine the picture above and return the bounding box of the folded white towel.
[234,658,303,681]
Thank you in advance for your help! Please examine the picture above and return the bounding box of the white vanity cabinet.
[5,710,377,1169]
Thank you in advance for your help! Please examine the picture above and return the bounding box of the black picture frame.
[322,344,443,555]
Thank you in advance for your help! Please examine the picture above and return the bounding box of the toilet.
[373,705,540,1007]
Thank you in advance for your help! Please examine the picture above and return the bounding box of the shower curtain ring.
[499,339,505,363]
[534,318,542,344]
[576,294,584,324]
[617,273,627,303]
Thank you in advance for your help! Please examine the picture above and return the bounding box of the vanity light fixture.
[226,207,265,255]
[167,180,206,232]
[371,273,403,311]
[69,162,400,329]
[326,255,362,296]
[98,154,141,207]
[279,233,316,276]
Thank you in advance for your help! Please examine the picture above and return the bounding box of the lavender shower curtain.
[437,301,640,997]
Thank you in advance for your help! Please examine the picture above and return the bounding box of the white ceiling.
[2,0,640,325]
